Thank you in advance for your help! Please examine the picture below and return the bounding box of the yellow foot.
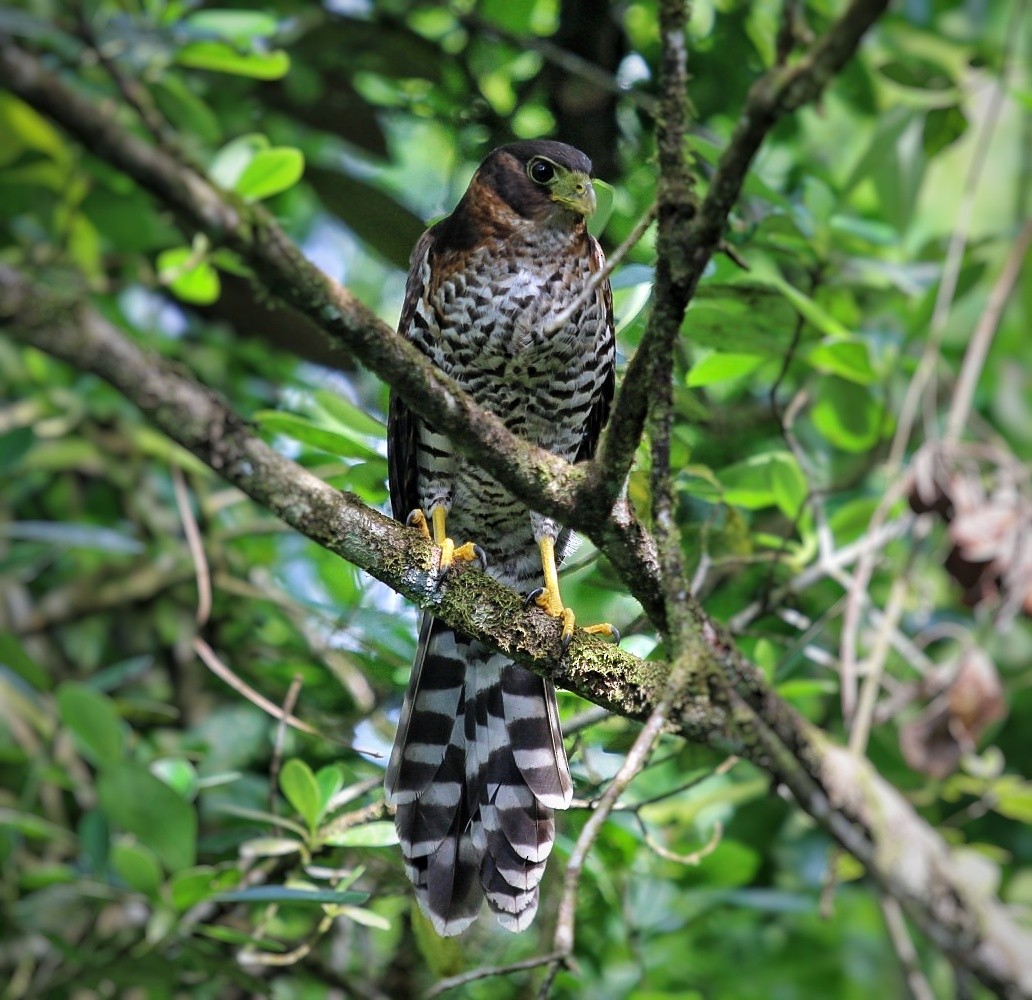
[526,585,620,650]
[529,535,620,651]
[405,509,486,573]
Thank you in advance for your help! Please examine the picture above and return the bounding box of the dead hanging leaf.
[906,442,1032,620]
[899,648,1006,779]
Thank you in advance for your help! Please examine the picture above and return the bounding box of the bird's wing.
[574,234,616,464]
[388,227,437,522]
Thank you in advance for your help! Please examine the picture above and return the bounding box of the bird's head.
[473,140,597,227]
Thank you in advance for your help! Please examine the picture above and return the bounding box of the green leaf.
[768,455,808,518]
[279,758,322,830]
[0,807,77,845]
[209,133,267,189]
[157,247,221,305]
[994,780,1032,824]
[0,426,33,473]
[211,886,369,906]
[776,679,838,700]
[214,803,309,839]
[687,352,765,387]
[197,924,288,949]
[803,338,876,384]
[810,377,882,453]
[312,389,386,439]
[323,821,399,847]
[718,452,807,517]
[149,758,198,799]
[56,682,124,765]
[183,9,278,42]
[152,77,221,145]
[254,410,379,459]
[315,765,344,816]
[761,274,852,338]
[112,839,164,898]
[169,866,217,911]
[233,148,305,201]
[684,283,799,354]
[96,762,197,871]
[176,42,290,80]
[0,632,50,690]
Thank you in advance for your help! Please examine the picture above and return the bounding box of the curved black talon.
[471,544,488,572]
[609,625,621,645]
[560,629,575,654]
[525,586,546,609]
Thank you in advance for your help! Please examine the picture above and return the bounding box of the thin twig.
[880,895,937,1000]
[944,219,1032,444]
[728,516,915,632]
[170,465,212,626]
[638,816,724,865]
[542,681,678,997]
[269,674,303,813]
[543,202,657,335]
[192,636,375,753]
[848,575,907,755]
[424,952,566,999]
[839,475,912,720]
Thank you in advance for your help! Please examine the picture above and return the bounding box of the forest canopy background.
[1,1,1031,999]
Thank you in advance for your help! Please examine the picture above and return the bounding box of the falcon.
[384,140,616,936]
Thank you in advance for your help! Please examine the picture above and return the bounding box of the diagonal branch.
[4,265,1032,998]
[0,264,669,727]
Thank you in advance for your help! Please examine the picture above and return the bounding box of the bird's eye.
[529,159,555,184]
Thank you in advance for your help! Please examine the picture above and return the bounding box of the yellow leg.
[407,508,483,572]
[533,537,619,647]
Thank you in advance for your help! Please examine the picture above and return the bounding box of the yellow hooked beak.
[550,170,597,217]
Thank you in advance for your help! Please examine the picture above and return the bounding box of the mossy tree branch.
[2,266,1031,998]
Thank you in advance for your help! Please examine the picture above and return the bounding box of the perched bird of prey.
[385,140,616,936]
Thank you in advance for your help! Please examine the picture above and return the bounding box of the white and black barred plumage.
[385,141,615,935]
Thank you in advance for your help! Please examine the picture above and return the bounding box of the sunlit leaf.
[234,148,305,201]
[183,9,279,41]
[176,42,290,80]
[157,247,221,305]
[687,352,766,387]
[255,410,380,459]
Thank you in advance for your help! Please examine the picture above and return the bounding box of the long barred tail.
[384,616,572,936]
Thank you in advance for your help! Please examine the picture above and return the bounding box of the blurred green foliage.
[1,0,1030,997]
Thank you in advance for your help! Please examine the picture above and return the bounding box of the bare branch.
[944,219,1032,444]
[171,465,212,626]
[424,952,566,999]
